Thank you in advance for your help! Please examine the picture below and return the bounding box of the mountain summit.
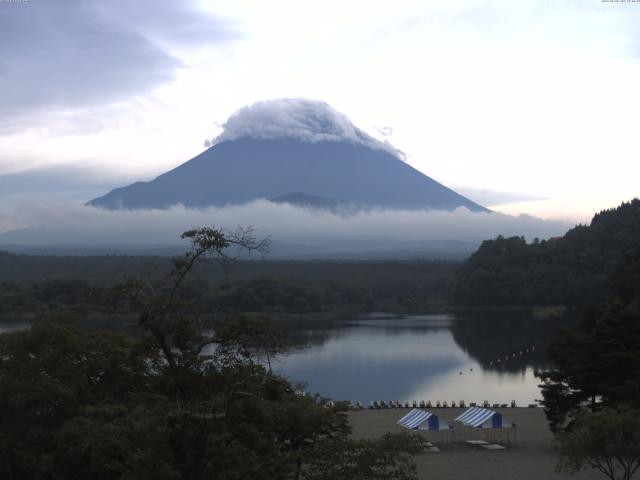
[88,99,487,212]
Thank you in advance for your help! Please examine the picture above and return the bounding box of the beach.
[349,408,601,480]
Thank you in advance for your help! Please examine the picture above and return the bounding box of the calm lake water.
[1,310,563,405]
[273,312,558,406]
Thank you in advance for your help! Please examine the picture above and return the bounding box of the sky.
[1,0,639,233]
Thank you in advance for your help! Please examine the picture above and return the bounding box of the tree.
[451,199,640,307]
[556,408,640,480]
[537,248,640,432]
[0,317,151,479]
[538,303,640,430]
[213,314,289,373]
[303,433,427,480]
[0,227,427,480]
[117,226,270,371]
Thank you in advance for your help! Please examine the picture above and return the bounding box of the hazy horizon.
[1,0,639,247]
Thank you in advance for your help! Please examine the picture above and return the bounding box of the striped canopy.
[454,407,515,429]
[397,409,451,431]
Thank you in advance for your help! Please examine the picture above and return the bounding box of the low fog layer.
[207,98,402,159]
[0,201,569,257]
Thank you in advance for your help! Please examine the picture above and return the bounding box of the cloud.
[0,166,122,207]
[0,0,235,130]
[0,201,569,256]
[375,126,394,138]
[453,187,548,208]
[209,99,404,159]
[92,0,237,48]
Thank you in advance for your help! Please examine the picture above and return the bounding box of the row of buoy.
[489,345,536,367]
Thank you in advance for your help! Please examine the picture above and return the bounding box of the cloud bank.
[0,201,569,256]
[209,99,404,159]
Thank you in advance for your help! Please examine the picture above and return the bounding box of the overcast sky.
[1,0,639,223]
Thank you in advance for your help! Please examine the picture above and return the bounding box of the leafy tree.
[214,314,289,373]
[303,433,427,480]
[116,226,270,371]
[556,407,640,480]
[0,317,149,479]
[0,227,426,480]
[537,248,640,432]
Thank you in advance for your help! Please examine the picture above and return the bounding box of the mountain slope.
[88,138,487,212]
[451,198,640,306]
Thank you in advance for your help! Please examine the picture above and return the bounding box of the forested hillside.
[451,199,640,306]
[537,246,640,431]
[0,256,457,322]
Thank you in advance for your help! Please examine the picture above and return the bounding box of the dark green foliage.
[0,317,326,479]
[214,314,288,372]
[610,250,640,306]
[537,247,640,432]
[0,319,150,479]
[534,227,640,479]
[304,433,427,480]
[451,199,640,306]
[555,407,640,480]
[0,250,171,282]
[0,228,426,480]
[0,259,457,323]
[204,277,375,314]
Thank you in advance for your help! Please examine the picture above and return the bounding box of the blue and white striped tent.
[397,409,452,431]
[454,407,516,429]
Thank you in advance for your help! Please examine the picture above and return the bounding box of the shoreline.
[348,408,600,480]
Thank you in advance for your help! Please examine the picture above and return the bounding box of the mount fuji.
[88,99,487,213]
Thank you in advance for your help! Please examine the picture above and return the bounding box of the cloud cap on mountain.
[210,98,403,159]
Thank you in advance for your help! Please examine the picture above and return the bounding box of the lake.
[273,312,559,406]
[0,310,562,406]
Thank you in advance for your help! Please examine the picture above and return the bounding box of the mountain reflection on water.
[275,311,568,405]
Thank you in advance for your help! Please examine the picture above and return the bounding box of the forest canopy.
[451,199,640,306]
[0,227,427,480]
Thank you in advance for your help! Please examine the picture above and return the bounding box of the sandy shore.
[349,408,601,480]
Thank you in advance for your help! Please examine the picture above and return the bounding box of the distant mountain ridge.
[88,137,488,212]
